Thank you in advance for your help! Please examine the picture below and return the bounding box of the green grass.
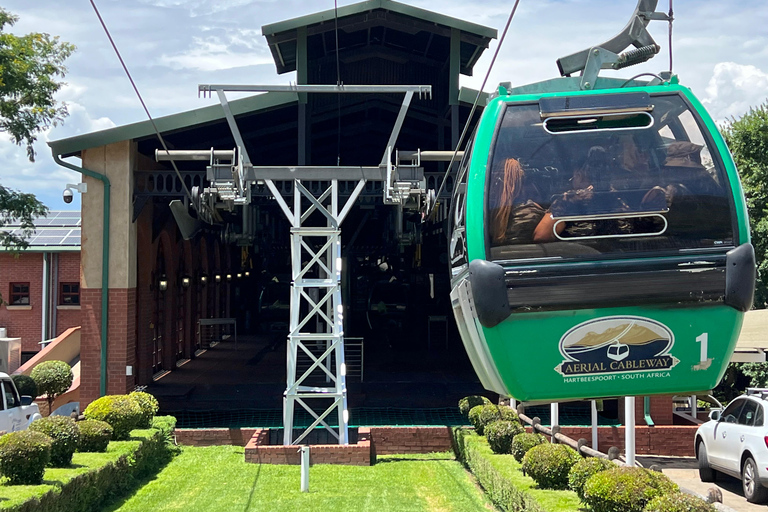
[106,446,494,512]
[461,434,582,512]
[0,439,141,509]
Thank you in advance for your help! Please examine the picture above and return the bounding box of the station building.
[0,211,82,362]
[48,0,497,411]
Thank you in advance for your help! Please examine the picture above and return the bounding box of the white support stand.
[300,446,310,492]
[591,399,599,451]
[268,178,366,446]
[625,396,636,466]
[550,402,559,428]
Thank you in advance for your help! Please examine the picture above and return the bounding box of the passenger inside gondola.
[486,95,735,261]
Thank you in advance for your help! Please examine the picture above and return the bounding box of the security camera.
[63,188,73,204]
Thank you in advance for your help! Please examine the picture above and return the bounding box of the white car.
[0,373,42,433]
[695,389,768,503]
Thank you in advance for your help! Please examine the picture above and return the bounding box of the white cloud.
[702,62,768,122]
[160,31,274,71]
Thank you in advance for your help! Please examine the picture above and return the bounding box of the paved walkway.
[638,456,767,512]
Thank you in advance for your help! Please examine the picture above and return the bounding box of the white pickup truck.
[0,373,42,433]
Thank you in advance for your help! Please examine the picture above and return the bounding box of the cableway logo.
[555,316,679,377]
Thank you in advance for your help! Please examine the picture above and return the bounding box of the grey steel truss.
[174,83,433,445]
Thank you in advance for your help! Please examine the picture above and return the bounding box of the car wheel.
[743,457,768,504]
[697,442,715,482]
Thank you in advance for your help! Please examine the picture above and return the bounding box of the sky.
[1,0,767,210]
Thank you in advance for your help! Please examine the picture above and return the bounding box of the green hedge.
[522,443,582,490]
[453,428,544,512]
[83,395,143,440]
[568,456,615,500]
[511,432,547,463]
[0,416,177,512]
[643,491,716,512]
[485,420,525,454]
[458,396,492,417]
[582,466,678,512]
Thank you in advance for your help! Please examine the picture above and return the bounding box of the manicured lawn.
[461,434,582,512]
[105,446,494,512]
[0,438,141,509]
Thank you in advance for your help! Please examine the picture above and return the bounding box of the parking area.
[638,456,767,512]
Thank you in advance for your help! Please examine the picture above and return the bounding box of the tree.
[0,8,75,161]
[30,360,73,415]
[722,101,768,308]
[0,8,73,300]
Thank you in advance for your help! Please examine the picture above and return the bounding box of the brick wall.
[557,426,696,457]
[55,252,81,337]
[80,287,137,407]
[0,252,43,352]
[369,427,454,455]
[244,428,372,465]
[175,428,258,447]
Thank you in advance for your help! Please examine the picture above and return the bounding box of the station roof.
[1,211,81,252]
[733,309,768,363]
[48,92,298,158]
[262,0,496,75]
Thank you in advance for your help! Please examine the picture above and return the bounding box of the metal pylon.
[265,178,366,446]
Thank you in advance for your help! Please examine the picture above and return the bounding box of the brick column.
[80,141,138,407]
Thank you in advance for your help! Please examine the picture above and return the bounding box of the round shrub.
[29,416,80,466]
[522,442,581,490]
[77,419,113,452]
[11,374,38,398]
[568,456,615,500]
[129,391,159,428]
[468,405,485,432]
[643,491,716,512]
[474,405,519,436]
[582,466,678,512]
[458,395,492,417]
[30,360,73,412]
[83,395,142,440]
[0,430,52,484]
[485,420,525,454]
[511,432,547,462]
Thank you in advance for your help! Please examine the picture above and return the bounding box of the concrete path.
[638,456,767,512]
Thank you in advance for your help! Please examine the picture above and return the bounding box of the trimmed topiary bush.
[129,391,159,428]
[511,432,547,462]
[582,466,678,512]
[11,374,38,398]
[30,360,73,413]
[83,395,143,440]
[474,405,519,436]
[522,442,582,490]
[568,456,615,500]
[29,415,80,466]
[458,395,492,417]
[485,420,525,454]
[77,419,113,452]
[0,430,52,484]
[643,491,716,512]
[468,404,485,432]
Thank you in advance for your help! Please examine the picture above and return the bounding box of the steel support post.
[625,396,636,466]
[271,178,363,446]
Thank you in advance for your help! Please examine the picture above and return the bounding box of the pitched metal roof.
[262,0,496,75]
[48,92,298,158]
[262,0,496,40]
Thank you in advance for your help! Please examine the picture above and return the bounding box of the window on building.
[9,283,30,305]
[60,282,80,306]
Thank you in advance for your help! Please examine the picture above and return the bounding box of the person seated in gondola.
[656,141,730,240]
[489,157,547,246]
[533,146,634,241]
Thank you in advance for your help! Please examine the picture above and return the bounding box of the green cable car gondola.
[448,1,755,402]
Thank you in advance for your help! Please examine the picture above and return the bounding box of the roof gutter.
[52,151,110,397]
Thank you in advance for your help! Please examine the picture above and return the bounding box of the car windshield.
[487,93,735,262]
